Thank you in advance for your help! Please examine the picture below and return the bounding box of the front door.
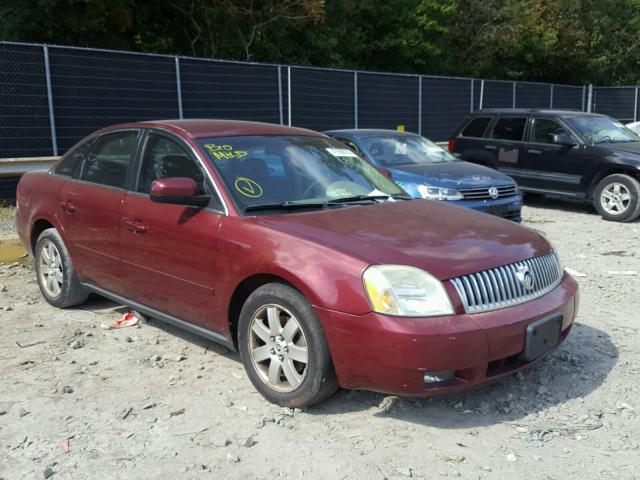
[58,130,141,295]
[519,117,585,194]
[120,132,225,329]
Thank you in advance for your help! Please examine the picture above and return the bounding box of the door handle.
[527,149,542,155]
[60,201,76,213]
[124,218,147,234]
[484,145,497,151]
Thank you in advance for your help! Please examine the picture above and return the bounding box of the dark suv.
[449,109,640,222]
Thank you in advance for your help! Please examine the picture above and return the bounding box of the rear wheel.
[593,174,640,222]
[238,283,338,407]
[35,228,89,308]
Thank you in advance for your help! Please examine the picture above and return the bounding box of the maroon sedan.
[15,120,578,407]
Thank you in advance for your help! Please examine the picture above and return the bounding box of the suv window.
[55,140,93,178]
[462,117,491,138]
[532,118,570,144]
[81,131,139,188]
[491,117,527,141]
[138,133,223,210]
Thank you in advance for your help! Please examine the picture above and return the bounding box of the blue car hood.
[388,161,514,188]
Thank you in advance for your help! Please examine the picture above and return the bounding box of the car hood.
[386,161,514,188]
[603,141,640,160]
[253,200,550,280]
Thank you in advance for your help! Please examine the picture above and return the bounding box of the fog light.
[423,371,455,384]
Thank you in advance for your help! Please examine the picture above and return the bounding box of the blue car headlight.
[417,185,464,201]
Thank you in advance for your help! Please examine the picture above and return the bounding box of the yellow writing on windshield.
[204,143,248,160]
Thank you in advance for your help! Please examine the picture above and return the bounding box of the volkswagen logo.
[488,186,499,199]
[515,265,535,291]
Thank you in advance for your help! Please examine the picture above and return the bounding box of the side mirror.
[552,133,577,147]
[150,177,210,207]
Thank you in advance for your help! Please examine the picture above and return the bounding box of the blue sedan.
[324,129,523,222]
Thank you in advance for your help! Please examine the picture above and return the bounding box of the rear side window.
[461,117,491,138]
[55,140,92,178]
[492,117,527,141]
[81,131,139,189]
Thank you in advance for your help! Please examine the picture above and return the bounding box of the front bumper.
[316,273,578,396]
[458,195,523,222]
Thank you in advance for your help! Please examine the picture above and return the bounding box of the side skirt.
[82,283,235,350]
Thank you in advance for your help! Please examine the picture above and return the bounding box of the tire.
[237,283,338,407]
[593,174,640,222]
[34,228,89,308]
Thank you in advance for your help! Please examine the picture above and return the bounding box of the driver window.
[138,134,207,195]
[532,119,570,144]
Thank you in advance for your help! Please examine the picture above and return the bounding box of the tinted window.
[55,140,92,177]
[81,131,138,188]
[532,119,569,144]
[462,117,491,138]
[492,117,527,141]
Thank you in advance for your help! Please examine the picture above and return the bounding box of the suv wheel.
[594,174,640,222]
[35,228,89,308]
[238,283,338,407]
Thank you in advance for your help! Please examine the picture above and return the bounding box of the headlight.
[417,185,463,200]
[362,265,454,316]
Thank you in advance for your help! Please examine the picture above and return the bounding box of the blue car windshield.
[567,116,640,144]
[361,135,457,166]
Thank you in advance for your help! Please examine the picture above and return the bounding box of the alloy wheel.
[600,182,631,215]
[39,239,64,297]
[248,304,309,392]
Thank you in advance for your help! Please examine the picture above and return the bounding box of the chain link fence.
[5,40,632,202]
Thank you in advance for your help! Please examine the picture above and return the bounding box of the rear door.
[483,116,529,174]
[518,117,585,194]
[120,131,225,329]
[58,129,141,295]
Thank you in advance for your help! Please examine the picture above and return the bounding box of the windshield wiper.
[327,194,413,204]
[244,201,330,212]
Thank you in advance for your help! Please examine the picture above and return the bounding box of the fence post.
[287,67,292,126]
[43,45,58,157]
[582,85,586,111]
[174,57,183,119]
[418,76,422,135]
[354,71,358,129]
[549,84,554,109]
[587,84,593,113]
[470,79,474,112]
[479,80,485,110]
[512,81,516,108]
[634,87,638,122]
[277,66,283,125]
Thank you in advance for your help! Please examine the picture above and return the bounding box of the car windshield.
[198,135,406,212]
[361,134,456,166]
[567,116,640,144]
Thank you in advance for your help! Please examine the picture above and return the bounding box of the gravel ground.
[1,199,639,480]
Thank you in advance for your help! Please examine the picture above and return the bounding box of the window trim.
[490,116,529,142]
[136,128,228,215]
[460,116,493,139]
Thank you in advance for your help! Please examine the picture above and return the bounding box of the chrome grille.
[459,185,517,199]
[451,252,562,313]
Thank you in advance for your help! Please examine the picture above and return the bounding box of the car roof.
[475,108,605,118]
[99,119,324,139]
[324,129,418,137]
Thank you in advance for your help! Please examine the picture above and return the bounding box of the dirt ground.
[1,198,639,480]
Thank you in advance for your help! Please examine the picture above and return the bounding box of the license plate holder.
[487,204,508,217]
[522,314,563,362]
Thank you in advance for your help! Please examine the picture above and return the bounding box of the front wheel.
[238,283,338,407]
[34,228,89,308]
[593,174,640,222]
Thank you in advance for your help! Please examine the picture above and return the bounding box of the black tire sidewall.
[594,174,640,222]
[34,228,87,308]
[237,283,337,407]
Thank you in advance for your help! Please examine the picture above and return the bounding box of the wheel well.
[228,274,295,349]
[587,168,640,199]
[30,219,54,252]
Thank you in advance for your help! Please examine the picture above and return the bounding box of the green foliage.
[2,0,640,84]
